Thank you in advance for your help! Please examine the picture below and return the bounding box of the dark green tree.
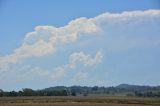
[22,88,36,96]
[0,89,3,97]
[8,91,18,97]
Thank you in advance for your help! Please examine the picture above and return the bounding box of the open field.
[0,96,160,106]
[0,103,159,106]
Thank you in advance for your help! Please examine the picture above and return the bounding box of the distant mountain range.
[117,84,156,89]
[116,84,160,90]
[43,84,160,91]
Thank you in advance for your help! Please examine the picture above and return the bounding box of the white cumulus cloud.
[0,9,160,71]
[69,51,103,66]
[0,18,98,70]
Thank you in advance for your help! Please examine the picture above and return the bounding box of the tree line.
[0,84,160,97]
[0,88,69,97]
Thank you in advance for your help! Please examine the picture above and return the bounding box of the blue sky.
[0,0,160,91]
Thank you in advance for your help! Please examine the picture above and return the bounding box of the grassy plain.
[0,96,160,106]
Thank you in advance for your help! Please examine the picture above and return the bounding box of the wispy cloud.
[0,51,103,85]
[31,51,103,79]
[72,71,88,81]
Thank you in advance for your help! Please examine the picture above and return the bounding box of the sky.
[0,0,160,91]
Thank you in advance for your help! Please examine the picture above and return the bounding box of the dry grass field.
[0,96,160,106]
[0,103,159,106]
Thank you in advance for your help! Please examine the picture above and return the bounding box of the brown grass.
[0,96,159,106]
[0,103,159,106]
